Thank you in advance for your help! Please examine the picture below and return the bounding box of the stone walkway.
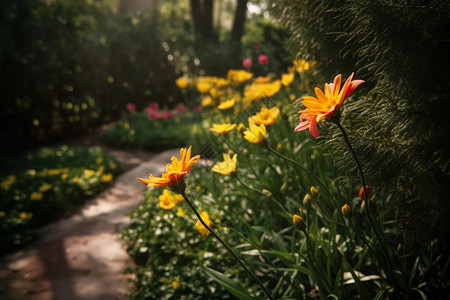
[0,148,179,300]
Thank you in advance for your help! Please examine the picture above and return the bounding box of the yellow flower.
[210,123,236,134]
[176,207,185,217]
[212,153,237,176]
[96,157,103,165]
[255,75,271,83]
[124,122,130,129]
[0,211,6,217]
[242,81,282,108]
[292,59,315,74]
[237,123,246,132]
[201,96,214,107]
[19,212,33,220]
[1,175,17,190]
[137,147,200,194]
[39,182,52,192]
[31,192,43,201]
[209,87,221,99]
[102,173,113,182]
[217,98,236,110]
[293,214,306,232]
[196,80,211,93]
[109,161,117,170]
[172,280,181,289]
[71,176,79,183]
[295,73,364,137]
[84,169,95,178]
[227,69,253,84]
[175,77,188,89]
[248,106,279,126]
[243,123,266,144]
[195,211,213,236]
[159,189,184,210]
[61,173,68,180]
[281,72,295,87]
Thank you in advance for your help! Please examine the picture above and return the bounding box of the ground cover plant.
[0,145,120,254]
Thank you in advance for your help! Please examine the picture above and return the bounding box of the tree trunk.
[231,0,248,43]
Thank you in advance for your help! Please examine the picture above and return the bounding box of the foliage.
[0,145,120,254]
[124,57,449,299]
[270,0,450,242]
[0,0,179,152]
[102,106,206,152]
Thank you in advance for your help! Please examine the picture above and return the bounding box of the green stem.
[181,192,274,300]
[266,146,346,219]
[234,175,292,217]
[334,122,395,270]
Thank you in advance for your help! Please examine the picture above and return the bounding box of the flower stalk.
[333,121,398,273]
[181,192,274,300]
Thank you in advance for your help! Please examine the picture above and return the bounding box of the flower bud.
[341,204,352,218]
[303,194,312,208]
[359,185,373,201]
[293,214,306,232]
[310,186,318,199]
[262,189,272,198]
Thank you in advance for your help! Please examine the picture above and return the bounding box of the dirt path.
[0,129,179,299]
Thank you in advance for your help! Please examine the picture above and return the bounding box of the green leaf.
[202,266,265,300]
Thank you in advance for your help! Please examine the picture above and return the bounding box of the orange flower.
[295,73,364,137]
[137,146,200,194]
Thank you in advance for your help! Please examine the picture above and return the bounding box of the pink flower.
[258,54,269,66]
[243,58,252,68]
[126,103,137,112]
[148,103,158,111]
[175,103,190,113]
[164,111,173,119]
[253,42,262,50]
[193,105,202,112]
[148,111,163,120]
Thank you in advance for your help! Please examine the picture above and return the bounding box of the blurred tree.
[189,0,249,74]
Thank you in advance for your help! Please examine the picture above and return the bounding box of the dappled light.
[1,0,449,299]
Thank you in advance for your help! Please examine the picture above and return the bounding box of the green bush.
[102,110,207,152]
[0,0,179,152]
[270,0,450,241]
[0,145,120,254]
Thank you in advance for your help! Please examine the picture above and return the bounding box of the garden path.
[0,127,180,300]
